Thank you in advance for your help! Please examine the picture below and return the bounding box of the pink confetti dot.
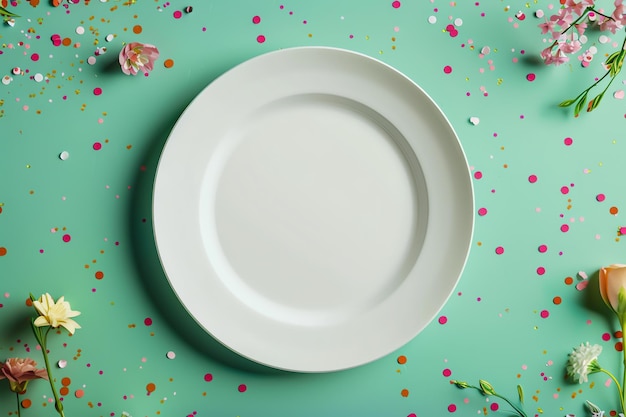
[204,373,213,382]
[173,10,182,19]
[257,35,266,43]
[144,317,153,326]
[31,53,40,61]
[238,384,247,393]
[473,171,482,179]
[62,234,71,243]
[538,244,547,253]
[448,404,457,413]
[495,246,504,255]
[490,403,499,411]
[442,368,452,377]
[602,332,611,341]
[526,73,536,81]
[477,207,487,216]
[252,15,261,24]
[528,174,537,183]
[540,310,549,318]
[93,87,102,96]
[560,224,569,233]
[443,65,453,74]
[438,316,448,324]
[392,0,401,8]
[596,193,606,202]
[564,137,573,146]
[560,186,569,194]
[537,266,546,275]
[93,142,102,150]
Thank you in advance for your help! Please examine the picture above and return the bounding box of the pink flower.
[541,46,569,66]
[0,358,48,394]
[538,19,557,34]
[559,39,582,54]
[599,0,626,33]
[563,0,595,17]
[118,42,160,76]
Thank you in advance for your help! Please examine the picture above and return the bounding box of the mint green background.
[1,1,626,416]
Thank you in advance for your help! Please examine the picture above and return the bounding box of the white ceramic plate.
[153,47,473,372]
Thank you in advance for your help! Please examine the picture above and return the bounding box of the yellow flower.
[32,293,81,335]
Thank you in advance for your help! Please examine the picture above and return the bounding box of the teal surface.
[1,1,626,416]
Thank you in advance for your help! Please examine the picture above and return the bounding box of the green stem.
[16,391,21,417]
[34,326,66,417]
[600,368,624,414]
[464,384,527,417]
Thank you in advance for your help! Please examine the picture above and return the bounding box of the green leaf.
[605,50,621,66]
[451,380,470,389]
[0,6,19,18]
[558,98,577,107]
[517,384,524,404]
[590,93,604,111]
[478,379,497,396]
[574,93,587,117]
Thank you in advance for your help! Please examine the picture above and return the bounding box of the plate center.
[202,95,423,324]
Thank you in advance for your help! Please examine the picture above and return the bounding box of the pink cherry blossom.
[541,47,570,66]
[119,42,160,76]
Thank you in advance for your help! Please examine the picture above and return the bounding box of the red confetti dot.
[62,234,71,243]
[252,15,261,24]
[560,224,570,232]
[173,10,182,19]
[442,368,452,377]
[438,315,448,324]
[443,65,453,74]
[93,87,102,96]
[526,73,536,81]
[392,0,401,8]
[538,244,548,253]
[144,317,153,326]
[560,186,569,194]
[602,332,611,341]
[448,404,457,413]
[540,310,549,318]
[31,53,40,61]
[473,171,482,179]
[204,373,213,382]
[93,142,102,151]
[528,174,537,183]
[238,384,247,392]
[564,137,573,146]
[495,246,504,255]
[537,266,546,275]
[477,207,487,216]
[257,35,266,43]
[490,403,500,411]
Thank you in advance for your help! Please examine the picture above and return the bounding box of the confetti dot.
[602,332,611,341]
[166,351,176,359]
[252,15,261,24]
[443,65,452,74]
[164,58,174,68]
[442,368,452,377]
[477,207,487,216]
[537,266,546,275]
[75,26,85,35]
[146,382,156,393]
[173,10,182,19]
[428,15,437,24]
[438,315,448,324]
[448,404,457,412]
[21,399,32,408]
[392,0,401,8]
[610,206,619,215]
[93,142,102,151]
[560,224,569,232]
[400,388,409,397]
[564,276,574,285]
[75,389,85,398]
[495,246,504,255]
[538,244,547,253]
[95,271,104,280]
[564,137,573,146]
[133,25,142,34]
[540,310,549,318]
[553,296,562,305]
[58,360,67,368]
[238,384,247,392]
[93,87,102,96]
[560,186,569,194]
[526,73,536,81]
[473,171,482,179]
[144,317,153,326]
[62,234,71,243]
[397,355,407,364]
[528,174,537,183]
[597,193,606,202]
[61,377,72,386]
[490,403,500,411]
[257,35,266,43]
[0,247,7,256]
[204,373,213,382]
[31,53,40,61]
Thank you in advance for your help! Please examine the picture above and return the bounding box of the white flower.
[567,342,603,384]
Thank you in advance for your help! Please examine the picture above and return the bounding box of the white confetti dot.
[33,73,44,82]
[2,75,12,85]
[166,351,176,359]
[87,56,97,65]
[535,9,544,18]
[105,34,114,42]
[57,359,67,368]
[469,116,480,125]
[428,15,437,24]
[454,18,463,26]
[480,46,490,55]
[599,35,610,44]
[59,151,70,160]
[76,26,85,35]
